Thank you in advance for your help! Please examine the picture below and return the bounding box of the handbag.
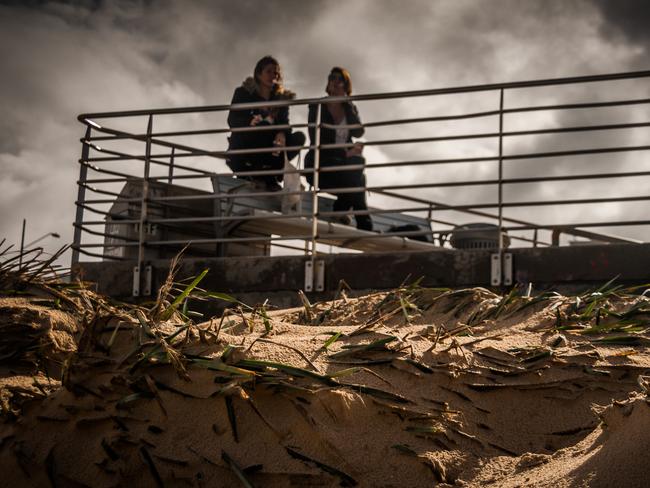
[281,151,303,214]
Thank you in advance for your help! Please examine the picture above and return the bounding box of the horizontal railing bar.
[504,220,650,231]
[71,246,126,261]
[497,169,650,185]
[373,190,639,245]
[87,123,311,141]
[149,212,312,224]
[439,195,650,211]
[80,219,141,226]
[79,160,135,179]
[504,97,650,115]
[78,198,139,205]
[503,144,650,161]
[94,142,650,172]
[505,120,650,137]
[79,171,650,205]
[84,123,650,174]
[82,139,214,175]
[271,243,310,253]
[82,143,650,183]
[146,205,431,225]
[81,177,129,184]
[78,69,650,120]
[152,188,307,201]
[80,183,123,198]
[366,169,650,191]
[354,127,650,150]
[85,110,500,143]
[77,234,315,247]
[76,218,640,248]
[76,202,114,218]
[82,98,650,146]
[364,143,650,171]
[374,188,645,242]
[75,223,138,242]
[364,121,650,148]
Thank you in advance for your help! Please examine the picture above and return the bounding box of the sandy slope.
[0,285,649,487]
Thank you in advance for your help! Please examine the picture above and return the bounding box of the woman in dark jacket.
[305,67,372,230]
[227,55,305,191]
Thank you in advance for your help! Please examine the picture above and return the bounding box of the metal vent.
[450,223,510,250]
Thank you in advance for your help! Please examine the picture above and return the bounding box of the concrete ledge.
[74,243,650,306]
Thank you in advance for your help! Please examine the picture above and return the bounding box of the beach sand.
[1,281,649,487]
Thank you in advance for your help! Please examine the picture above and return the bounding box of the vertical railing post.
[134,115,153,297]
[491,89,511,286]
[310,103,322,258]
[168,146,175,184]
[497,88,505,252]
[427,203,435,244]
[304,103,322,292]
[71,125,92,267]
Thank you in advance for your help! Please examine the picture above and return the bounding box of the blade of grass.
[321,332,342,351]
[225,396,239,443]
[285,447,357,487]
[222,450,255,488]
[161,268,208,320]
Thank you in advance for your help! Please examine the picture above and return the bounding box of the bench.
[211,175,437,253]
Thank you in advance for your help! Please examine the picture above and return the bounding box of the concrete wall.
[74,243,650,313]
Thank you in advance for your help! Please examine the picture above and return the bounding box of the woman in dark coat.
[227,56,305,191]
[305,67,372,231]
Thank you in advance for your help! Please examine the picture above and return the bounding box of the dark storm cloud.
[593,0,650,47]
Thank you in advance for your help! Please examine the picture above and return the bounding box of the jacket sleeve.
[227,88,253,128]
[346,102,365,138]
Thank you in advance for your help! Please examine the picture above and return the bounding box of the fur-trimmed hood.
[242,76,296,100]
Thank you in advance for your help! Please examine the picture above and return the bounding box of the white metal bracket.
[133,265,140,296]
[304,261,313,292]
[503,253,513,286]
[133,265,152,297]
[490,253,513,287]
[314,260,325,292]
[490,253,501,286]
[304,259,325,292]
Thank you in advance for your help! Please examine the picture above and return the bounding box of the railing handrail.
[72,68,650,282]
[78,69,650,122]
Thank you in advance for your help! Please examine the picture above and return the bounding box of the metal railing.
[72,69,650,291]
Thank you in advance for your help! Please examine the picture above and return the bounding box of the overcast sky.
[1,0,649,262]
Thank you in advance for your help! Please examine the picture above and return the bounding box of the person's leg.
[350,173,372,231]
[344,156,372,231]
[321,156,353,224]
[254,132,305,188]
[227,156,258,184]
[235,133,282,190]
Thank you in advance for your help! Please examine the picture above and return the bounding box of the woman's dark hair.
[254,55,282,85]
[326,66,352,95]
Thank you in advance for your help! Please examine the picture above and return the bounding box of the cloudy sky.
[1,0,649,262]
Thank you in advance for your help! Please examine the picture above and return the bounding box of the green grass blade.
[161,268,209,320]
[321,332,342,351]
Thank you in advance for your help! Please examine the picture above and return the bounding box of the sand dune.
[1,272,649,487]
